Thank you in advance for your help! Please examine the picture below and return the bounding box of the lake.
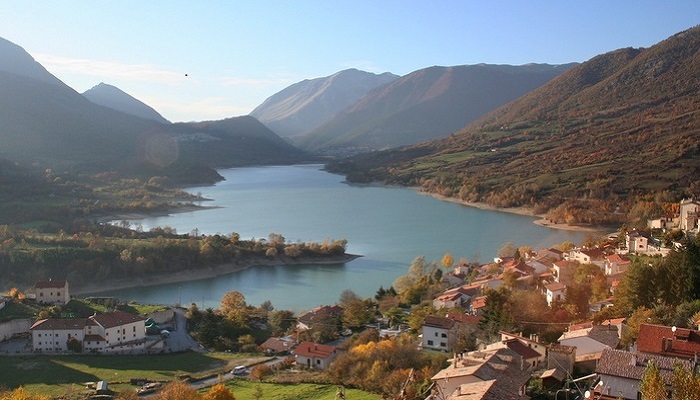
[98,164,589,311]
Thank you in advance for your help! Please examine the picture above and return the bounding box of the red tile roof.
[636,324,700,359]
[90,311,146,328]
[446,312,481,326]
[504,339,541,360]
[34,280,67,289]
[297,305,343,326]
[292,341,336,359]
[423,315,455,330]
[31,318,87,330]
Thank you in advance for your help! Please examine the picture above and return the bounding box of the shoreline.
[72,253,362,296]
[423,192,604,233]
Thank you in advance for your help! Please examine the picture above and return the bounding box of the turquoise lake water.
[97,164,588,311]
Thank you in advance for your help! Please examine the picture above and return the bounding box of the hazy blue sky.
[1,1,697,122]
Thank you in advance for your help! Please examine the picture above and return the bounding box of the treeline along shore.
[0,222,354,294]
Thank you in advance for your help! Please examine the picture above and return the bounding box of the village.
[1,198,699,399]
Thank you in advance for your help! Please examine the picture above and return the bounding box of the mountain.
[327,26,700,224]
[249,68,398,138]
[82,82,170,124]
[298,63,577,151]
[0,36,310,182]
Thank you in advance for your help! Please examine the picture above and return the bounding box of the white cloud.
[34,53,186,84]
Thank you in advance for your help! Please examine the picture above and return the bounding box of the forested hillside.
[328,27,700,225]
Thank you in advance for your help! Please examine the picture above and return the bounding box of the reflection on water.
[96,165,588,311]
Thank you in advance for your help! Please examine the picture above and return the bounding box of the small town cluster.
[1,198,699,400]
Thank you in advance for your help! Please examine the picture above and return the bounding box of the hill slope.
[82,82,170,124]
[328,27,700,224]
[249,68,398,138]
[0,36,310,181]
[299,63,576,151]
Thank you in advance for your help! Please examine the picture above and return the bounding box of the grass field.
[224,380,380,400]
[0,352,247,396]
[0,352,380,399]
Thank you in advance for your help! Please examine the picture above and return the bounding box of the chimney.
[630,354,637,366]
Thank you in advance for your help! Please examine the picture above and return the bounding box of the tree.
[203,383,235,400]
[220,290,249,326]
[342,298,374,330]
[671,361,700,400]
[640,360,666,400]
[497,242,517,259]
[269,310,295,336]
[249,364,272,381]
[153,381,202,400]
[441,253,454,271]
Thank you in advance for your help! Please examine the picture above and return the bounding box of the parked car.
[231,365,246,375]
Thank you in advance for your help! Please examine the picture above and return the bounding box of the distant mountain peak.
[82,82,170,124]
[249,69,399,137]
[0,36,66,86]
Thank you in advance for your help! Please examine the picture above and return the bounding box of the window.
[441,333,447,338]
[434,332,438,337]
[440,342,447,347]
[427,340,434,346]
[133,326,136,332]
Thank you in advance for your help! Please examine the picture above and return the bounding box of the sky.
[0,1,697,122]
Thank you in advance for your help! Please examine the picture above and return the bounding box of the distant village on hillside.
[1,198,699,399]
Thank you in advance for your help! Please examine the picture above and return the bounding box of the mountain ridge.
[298,63,577,151]
[327,26,700,225]
[249,68,399,138]
[82,82,170,124]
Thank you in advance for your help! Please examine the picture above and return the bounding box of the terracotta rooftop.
[636,323,700,359]
[90,310,146,328]
[297,305,343,326]
[31,318,87,330]
[423,315,455,330]
[446,312,481,326]
[596,348,690,384]
[34,280,67,289]
[260,337,293,353]
[504,339,541,360]
[292,341,336,359]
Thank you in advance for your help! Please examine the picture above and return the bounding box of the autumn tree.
[203,383,235,400]
[268,309,295,336]
[497,242,517,259]
[441,253,454,271]
[153,381,202,400]
[671,361,700,400]
[640,360,666,400]
[0,387,50,400]
[220,290,249,326]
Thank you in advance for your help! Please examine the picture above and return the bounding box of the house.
[552,260,577,284]
[547,344,576,375]
[567,248,606,268]
[634,323,700,359]
[31,310,146,354]
[498,331,548,367]
[544,282,566,307]
[34,280,70,305]
[296,305,342,331]
[421,315,455,351]
[625,231,649,254]
[429,348,530,400]
[291,341,338,369]
[525,259,550,275]
[679,198,699,232]
[260,337,294,355]
[595,348,691,400]
[647,215,679,230]
[537,248,564,262]
[433,285,480,309]
[470,296,487,316]
[604,254,631,276]
[558,325,619,370]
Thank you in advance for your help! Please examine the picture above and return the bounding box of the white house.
[34,280,70,305]
[679,198,699,232]
[558,325,619,364]
[421,315,455,351]
[31,310,146,354]
[604,254,631,276]
[291,341,338,369]
[544,282,566,307]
